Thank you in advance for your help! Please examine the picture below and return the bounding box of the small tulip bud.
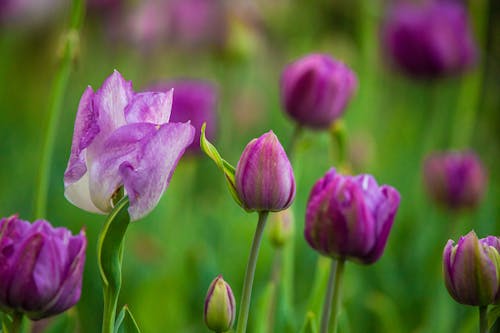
[304,168,400,264]
[268,209,294,249]
[443,231,500,306]
[235,131,296,212]
[423,151,486,211]
[204,275,236,332]
[280,53,357,130]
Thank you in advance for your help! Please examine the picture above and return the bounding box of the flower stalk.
[35,0,84,218]
[236,211,270,333]
[479,305,488,333]
[329,259,345,333]
[319,260,337,333]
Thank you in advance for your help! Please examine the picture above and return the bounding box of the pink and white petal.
[89,123,158,213]
[87,70,133,161]
[120,122,195,221]
[124,90,173,125]
[64,172,104,214]
[64,86,99,186]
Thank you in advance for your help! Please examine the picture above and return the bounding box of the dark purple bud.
[423,151,486,211]
[235,131,296,212]
[280,53,357,130]
[204,275,235,332]
[304,168,400,264]
[443,231,500,306]
[382,1,477,79]
[0,215,87,320]
[148,80,218,154]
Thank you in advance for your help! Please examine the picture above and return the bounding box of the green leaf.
[115,305,141,333]
[488,304,500,329]
[200,123,243,208]
[300,312,318,333]
[43,311,77,333]
[97,196,130,292]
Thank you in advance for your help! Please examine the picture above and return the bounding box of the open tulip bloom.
[64,70,195,221]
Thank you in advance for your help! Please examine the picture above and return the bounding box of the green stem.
[266,250,282,333]
[34,0,85,218]
[319,260,337,333]
[286,125,303,159]
[10,312,23,333]
[236,211,270,333]
[479,305,488,333]
[328,259,345,333]
[329,121,348,170]
[98,196,130,333]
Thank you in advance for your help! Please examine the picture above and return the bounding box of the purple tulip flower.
[64,70,195,221]
[148,80,217,154]
[443,231,500,306]
[0,215,86,320]
[423,151,486,210]
[204,275,235,332]
[235,131,296,212]
[304,168,400,264]
[280,54,357,130]
[382,1,477,78]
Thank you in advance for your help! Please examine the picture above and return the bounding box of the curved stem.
[328,259,345,333]
[479,305,488,333]
[319,260,338,333]
[34,0,85,218]
[236,211,270,333]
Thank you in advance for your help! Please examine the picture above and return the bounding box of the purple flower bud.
[304,168,400,264]
[64,70,195,221]
[443,231,500,306]
[148,80,218,154]
[235,131,296,212]
[280,54,357,130]
[204,275,235,332]
[0,215,86,320]
[423,151,486,211]
[382,1,477,78]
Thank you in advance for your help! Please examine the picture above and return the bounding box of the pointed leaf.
[115,305,141,333]
[200,123,243,207]
[97,196,130,292]
[488,304,500,329]
[253,281,276,333]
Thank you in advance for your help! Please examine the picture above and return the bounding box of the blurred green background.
[0,0,499,332]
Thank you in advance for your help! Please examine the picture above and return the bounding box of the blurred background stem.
[319,260,337,333]
[34,0,85,218]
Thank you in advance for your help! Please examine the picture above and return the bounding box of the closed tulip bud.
[280,53,357,130]
[204,275,235,332]
[235,131,296,212]
[382,1,477,78]
[304,168,400,264]
[268,209,294,249]
[0,215,87,320]
[423,151,486,211]
[443,231,500,306]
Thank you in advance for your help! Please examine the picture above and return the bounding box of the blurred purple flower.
[281,54,357,130]
[64,70,195,221]
[126,0,170,49]
[0,215,86,320]
[443,231,500,306]
[148,80,217,154]
[235,131,295,212]
[0,0,64,27]
[167,0,227,49]
[382,1,477,78]
[423,151,486,210]
[304,168,400,264]
[204,275,235,332]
